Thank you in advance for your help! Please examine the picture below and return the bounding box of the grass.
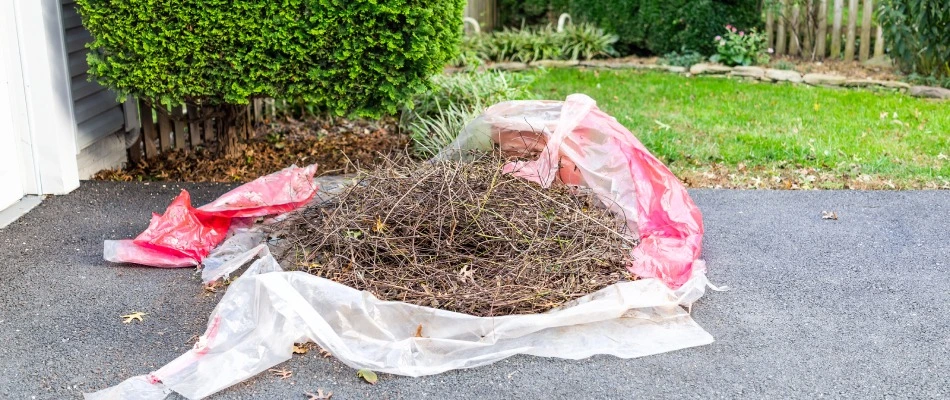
[529,68,950,189]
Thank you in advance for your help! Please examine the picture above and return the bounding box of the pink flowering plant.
[710,25,771,66]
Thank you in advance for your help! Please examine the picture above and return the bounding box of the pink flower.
[725,24,732,30]
[739,31,745,36]
[731,26,738,33]
[715,35,722,41]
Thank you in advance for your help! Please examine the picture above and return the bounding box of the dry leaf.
[414,324,423,338]
[318,347,332,358]
[292,343,309,354]
[821,211,838,220]
[306,389,333,400]
[356,369,378,384]
[269,367,293,380]
[121,311,146,323]
[373,216,386,233]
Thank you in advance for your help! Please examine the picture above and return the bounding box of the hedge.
[500,0,762,56]
[76,0,465,118]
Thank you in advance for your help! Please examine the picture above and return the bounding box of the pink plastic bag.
[439,94,704,289]
[104,165,318,267]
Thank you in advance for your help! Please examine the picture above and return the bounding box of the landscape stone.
[803,73,847,86]
[689,63,733,75]
[764,69,804,83]
[488,62,529,71]
[531,60,580,68]
[842,79,911,90]
[731,66,765,79]
[909,86,950,99]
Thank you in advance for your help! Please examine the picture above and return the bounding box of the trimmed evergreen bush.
[77,0,464,154]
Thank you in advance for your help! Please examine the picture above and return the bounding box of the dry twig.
[277,153,637,317]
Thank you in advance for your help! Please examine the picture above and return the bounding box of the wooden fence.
[764,0,885,61]
[464,0,497,32]
[127,99,276,163]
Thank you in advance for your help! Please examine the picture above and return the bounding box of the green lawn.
[529,68,950,189]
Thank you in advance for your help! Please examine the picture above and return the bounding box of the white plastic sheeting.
[87,245,713,400]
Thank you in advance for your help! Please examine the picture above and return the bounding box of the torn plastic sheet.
[103,165,317,267]
[199,229,266,283]
[87,249,712,400]
[436,94,704,289]
[89,94,714,399]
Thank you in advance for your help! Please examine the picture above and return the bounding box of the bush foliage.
[499,0,761,56]
[454,23,617,66]
[77,0,465,117]
[878,0,950,82]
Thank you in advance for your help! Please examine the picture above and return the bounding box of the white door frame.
[2,0,81,196]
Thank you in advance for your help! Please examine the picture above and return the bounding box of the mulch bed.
[275,154,636,317]
[94,116,409,183]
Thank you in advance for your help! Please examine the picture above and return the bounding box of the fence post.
[138,99,158,159]
[873,25,885,58]
[831,0,843,58]
[844,0,857,61]
[172,105,186,150]
[816,0,828,59]
[789,3,801,55]
[803,0,814,58]
[187,105,201,147]
[157,105,173,151]
[859,0,873,61]
[776,0,787,55]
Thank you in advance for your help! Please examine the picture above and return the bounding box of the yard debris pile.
[91,94,713,400]
[277,154,637,316]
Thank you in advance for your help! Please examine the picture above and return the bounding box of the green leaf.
[356,369,378,384]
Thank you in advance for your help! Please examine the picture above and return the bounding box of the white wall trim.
[7,0,81,195]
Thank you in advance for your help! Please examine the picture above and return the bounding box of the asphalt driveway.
[0,181,947,399]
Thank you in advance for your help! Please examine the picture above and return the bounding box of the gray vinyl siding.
[62,0,125,151]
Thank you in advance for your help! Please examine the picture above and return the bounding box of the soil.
[94,116,409,183]
[769,56,901,81]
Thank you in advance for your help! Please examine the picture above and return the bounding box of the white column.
[4,0,80,195]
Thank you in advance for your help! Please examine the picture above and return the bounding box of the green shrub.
[878,0,950,82]
[77,0,465,152]
[491,25,565,63]
[504,0,761,56]
[772,60,797,71]
[457,23,617,64]
[404,71,538,156]
[560,23,620,60]
[660,48,705,68]
[710,26,770,66]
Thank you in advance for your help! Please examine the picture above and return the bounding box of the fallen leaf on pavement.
[306,389,333,399]
[821,211,838,220]
[357,369,378,384]
[270,367,293,380]
[293,343,309,354]
[121,311,146,323]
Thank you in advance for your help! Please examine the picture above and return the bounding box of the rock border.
[452,61,949,100]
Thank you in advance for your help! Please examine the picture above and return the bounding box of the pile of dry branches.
[278,154,637,316]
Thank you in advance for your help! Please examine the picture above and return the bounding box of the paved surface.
[0,181,947,399]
